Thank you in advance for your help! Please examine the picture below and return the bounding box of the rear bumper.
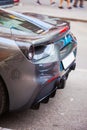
[31,61,76,109]
[56,62,76,89]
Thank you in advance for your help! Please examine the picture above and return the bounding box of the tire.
[0,78,9,115]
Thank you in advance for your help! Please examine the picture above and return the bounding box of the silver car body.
[0,8,77,113]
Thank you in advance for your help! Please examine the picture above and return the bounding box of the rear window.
[0,11,44,34]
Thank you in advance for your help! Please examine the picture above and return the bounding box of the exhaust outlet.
[70,63,76,70]
[56,76,66,89]
[58,78,66,89]
[56,77,61,88]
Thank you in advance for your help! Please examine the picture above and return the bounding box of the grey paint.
[0,9,77,112]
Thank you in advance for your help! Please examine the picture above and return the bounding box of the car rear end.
[0,10,77,111]
[30,21,77,109]
[55,28,77,89]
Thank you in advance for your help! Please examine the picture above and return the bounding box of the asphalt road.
[0,19,87,130]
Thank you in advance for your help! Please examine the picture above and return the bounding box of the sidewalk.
[8,0,87,22]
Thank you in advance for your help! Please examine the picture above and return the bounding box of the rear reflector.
[47,75,58,83]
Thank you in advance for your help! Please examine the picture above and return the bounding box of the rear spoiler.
[32,25,70,46]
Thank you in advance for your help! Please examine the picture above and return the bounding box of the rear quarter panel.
[0,35,40,111]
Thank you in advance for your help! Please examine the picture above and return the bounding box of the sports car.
[0,8,77,115]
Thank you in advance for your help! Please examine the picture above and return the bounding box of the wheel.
[58,79,66,89]
[0,78,9,115]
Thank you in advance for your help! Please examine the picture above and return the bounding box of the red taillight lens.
[47,75,58,83]
[59,26,69,34]
[13,0,19,3]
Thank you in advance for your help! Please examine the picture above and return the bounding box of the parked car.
[0,8,77,115]
[0,0,19,7]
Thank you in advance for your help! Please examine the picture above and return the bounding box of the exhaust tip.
[58,78,66,89]
[56,77,66,89]
[70,63,76,70]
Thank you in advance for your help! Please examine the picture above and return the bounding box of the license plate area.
[62,52,75,70]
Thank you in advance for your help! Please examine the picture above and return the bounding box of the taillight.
[59,26,69,34]
[20,45,34,60]
[13,0,19,3]
[28,46,34,60]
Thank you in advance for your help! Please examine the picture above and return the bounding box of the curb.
[57,17,87,23]
[9,3,87,23]
[23,11,87,23]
